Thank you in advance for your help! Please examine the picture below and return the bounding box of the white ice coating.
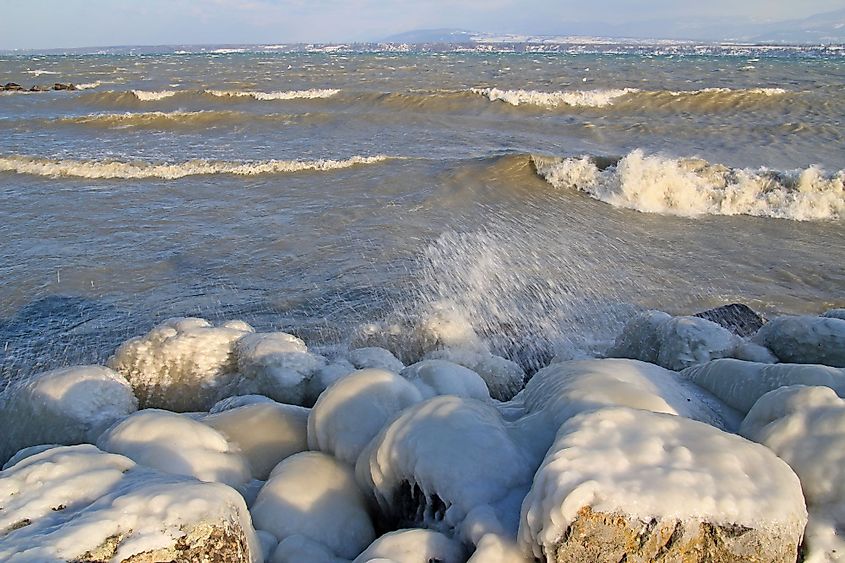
[357,396,535,535]
[252,451,375,559]
[107,317,252,411]
[348,347,406,373]
[0,364,138,464]
[753,315,845,367]
[205,88,340,100]
[306,359,357,403]
[209,393,276,413]
[823,308,845,320]
[202,402,310,480]
[533,149,845,221]
[97,409,252,489]
[234,331,327,406]
[519,407,808,560]
[271,534,348,563]
[521,358,740,431]
[307,368,423,465]
[471,87,638,108]
[682,358,845,414]
[352,529,465,563]
[0,445,260,562]
[400,359,491,401]
[740,386,845,562]
[0,154,390,179]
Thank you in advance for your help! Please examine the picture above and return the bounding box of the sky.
[1,0,844,50]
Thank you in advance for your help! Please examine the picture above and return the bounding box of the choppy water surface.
[1,44,843,382]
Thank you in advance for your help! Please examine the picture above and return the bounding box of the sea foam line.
[533,150,844,221]
[0,154,390,180]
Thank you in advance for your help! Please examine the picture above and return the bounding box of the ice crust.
[97,409,252,488]
[252,451,375,559]
[753,315,845,367]
[308,368,423,465]
[0,444,260,562]
[399,359,491,401]
[349,347,405,373]
[352,528,465,563]
[519,407,808,560]
[0,365,138,464]
[683,358,845,413]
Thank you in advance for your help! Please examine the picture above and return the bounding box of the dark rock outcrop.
[693,303,766,338]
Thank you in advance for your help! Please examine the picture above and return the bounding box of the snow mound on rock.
[400,359,491,401]
[97,409,252,488]
[352,528,465,563]
[308,368,423,465]
[209,394,276,413]
[0,365,137,464]
[107,317,252,411]
[349,347,405,373]
[753,315,845,367]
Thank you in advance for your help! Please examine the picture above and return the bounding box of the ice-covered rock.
[349,347,405,373]
[399,359,491,401]
[823,308,845,320]
[609,311,740,370]
[209,393,276,413]
[731,340,779,363]
[424,348,525,401]
[357,396,535,538]
[307,368,423,465]
[693,303,767,337]
[522,359,740,431]
[271,534,349,563]
[352,529,465,563]
[740,386,845,562]
[97,409,252,489]
[305,359,357,404]
[234,331,327,405]
[0,365,138,465]
[467,533,530,563]
[520,407,807,562]
[252,451,375,559]
[202,402,310,480]
[107,317,252,411]
[0,444,260,562]
[683,358,845,414]
[753,315,845,367]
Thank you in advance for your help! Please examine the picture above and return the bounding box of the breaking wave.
[204,88,340,100]
[0,154,390,180]
[533,150,844,221]
[131,90,179,101]
[51,110,300,128]
[471,87,639,108]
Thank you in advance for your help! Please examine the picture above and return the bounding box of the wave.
[204,88,340,100]
[532,150,844,221]
[131,90,178,101]
[0,154,390,180]
[471,87,638,108]
[51,110,299,128]
[75,81,103,90]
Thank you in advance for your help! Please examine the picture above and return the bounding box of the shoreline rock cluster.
[0,303,843,562]
[2,81,77,92]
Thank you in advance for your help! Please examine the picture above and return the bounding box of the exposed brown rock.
[3,82,24,91]
[693,303,766,338]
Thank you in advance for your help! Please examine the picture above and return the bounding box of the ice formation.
[307,368,423,465]
[609,311,739,370]
[753,315,845,367]
[209,393,276,413]
[251,451,375,559]
[234,331,327,406]
[270,534,348,563]
[305,359,357,403]
[352,528,465,563]
[520,407,807,561]
[97,409,252,489]
[357,396,535,539]
[0,364,137,464]
[107,317,252,411]
[348,347,405,373]
[740,386,845,562]
[823,308,845,320]
[683,358,845,413]
[202,402,310,480]
[399,359,491,401]
[0,445,260,562]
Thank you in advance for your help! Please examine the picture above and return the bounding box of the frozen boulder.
[234,331,327,406]
[693,303,766,337]
[357,396,535,537]
[352,529,465,563]
[731,340,779,363]
[522,359,740,432]
[349,347,405,373]
[202,402,310,480]
[740,386,845,562]
[0,365,138,465]
[424,348,525,401]
[606,310,672,364]
[0,444,260,562]
[305,359,357,404]
[107,317,252,411]
[822,308,845,320]
[753,315,845,367]
[97,409,252,489]
[307,368,423,465]
[683,358,845,414]
[400,359,491,401]
[209,393,276,413]
[519,407,807,563]
[251,451,375,559]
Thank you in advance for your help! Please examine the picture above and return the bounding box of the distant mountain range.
[384,9,845,45]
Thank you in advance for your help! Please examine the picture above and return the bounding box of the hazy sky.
[1,0,843,50]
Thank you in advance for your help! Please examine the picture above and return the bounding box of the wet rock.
[52,82,76,91]
[693,303,766,337]
[2,82,24,91]
[753,315,845,367]
[29,84,49,92]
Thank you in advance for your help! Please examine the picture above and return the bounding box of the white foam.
[0,154,390,180]
[667,87,787,96]
[205,88,340,100]
[471,87,638,108]
[75,81,102,90]
[534,150,845,221]
[131,89,178,101]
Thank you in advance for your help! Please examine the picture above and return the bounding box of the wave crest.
[533,150,844,221]
[53,110,297,128]
[0,154,389,180]
[471,87,638,108]
[204,88,340,100]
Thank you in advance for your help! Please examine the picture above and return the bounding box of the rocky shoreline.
[2,81,77,92]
